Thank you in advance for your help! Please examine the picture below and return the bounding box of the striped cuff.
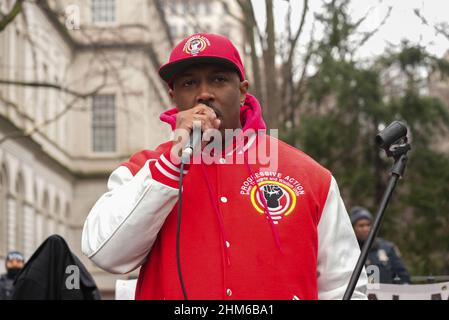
[149,151,190,188]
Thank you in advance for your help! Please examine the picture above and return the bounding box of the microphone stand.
[343,138,411,300]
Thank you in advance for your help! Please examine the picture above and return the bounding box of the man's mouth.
[201,102,223,120]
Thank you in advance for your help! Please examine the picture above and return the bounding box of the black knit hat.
[350,206,373,225]
[6,251,24,262]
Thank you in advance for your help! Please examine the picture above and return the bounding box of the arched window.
[5,167,16,252]
[15,27,25,111]
[34,183,43,247]
[64,202,71,242]
[0,164,9,256]
[42,190,50,239]
[15,172,25,253]
[22,178,36,259]
[54,196,63,237]
[0,23,8,92]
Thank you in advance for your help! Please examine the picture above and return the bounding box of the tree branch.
[280,0,309,109]
[357,6,392,49]
[0,79,103,98]
[287,0,309,65]
[0,0,24,32]
[237,0,264,48]
[219,0,248,28]
[0,73,108,145]
[414,8,449,41]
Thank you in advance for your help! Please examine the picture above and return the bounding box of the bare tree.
[228,0,312,129]
[0,0,167,149]
[0,74,108,145]
[223,0,392,131]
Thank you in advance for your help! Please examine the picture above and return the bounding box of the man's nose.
[196,82,215,105]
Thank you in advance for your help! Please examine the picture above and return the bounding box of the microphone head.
[181,146,194,164]
[375,121,407,149]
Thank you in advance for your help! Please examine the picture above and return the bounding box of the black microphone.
[375,121,407,149]
[181,122,202,164]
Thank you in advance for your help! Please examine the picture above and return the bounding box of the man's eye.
[213,75,227,82]
[182,79,195,87]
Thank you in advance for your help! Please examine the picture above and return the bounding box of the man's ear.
[239,80,249,104]
[169,88,175,104]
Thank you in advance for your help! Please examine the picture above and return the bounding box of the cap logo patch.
[183,35,210,56]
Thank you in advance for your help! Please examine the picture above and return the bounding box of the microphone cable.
[176,117,210,300]
[177,161,188,300]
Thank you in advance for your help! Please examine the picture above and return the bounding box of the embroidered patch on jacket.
[240,172,305,224]
[183,35,210,56]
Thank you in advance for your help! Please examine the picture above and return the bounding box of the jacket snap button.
[219,158,226,164]
[226,288,232,296]
[220,196,228,203]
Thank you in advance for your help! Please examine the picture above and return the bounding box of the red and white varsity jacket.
[82,94,367,300]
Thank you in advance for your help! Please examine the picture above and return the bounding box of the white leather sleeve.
[317,176,368,300]
[81,159,179,274]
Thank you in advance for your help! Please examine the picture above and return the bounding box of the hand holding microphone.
[171,103,221,164]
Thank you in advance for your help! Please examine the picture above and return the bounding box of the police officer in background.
[351,206,411,284]
[0,251,25,300]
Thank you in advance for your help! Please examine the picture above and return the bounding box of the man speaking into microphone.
[81,33,367,300]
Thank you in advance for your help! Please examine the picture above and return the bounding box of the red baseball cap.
[159,33,245,87]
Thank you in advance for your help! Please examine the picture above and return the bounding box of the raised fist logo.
[249,180,298,223]
[263,185,284,209]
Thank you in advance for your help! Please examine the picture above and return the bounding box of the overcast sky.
[252,0,449,59]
